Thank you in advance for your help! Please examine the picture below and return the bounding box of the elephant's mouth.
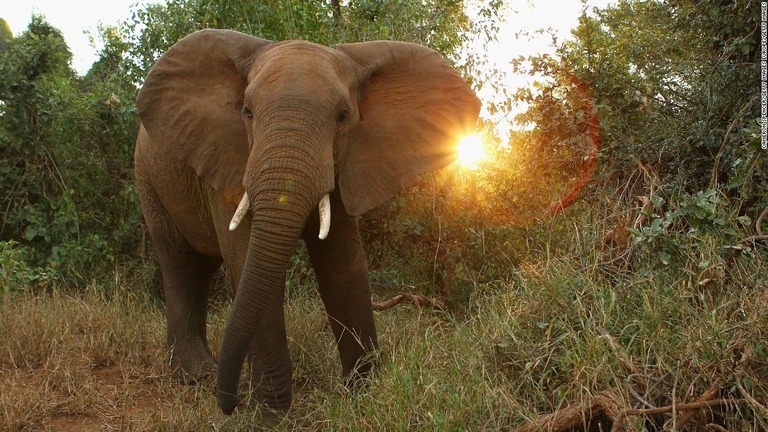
[228,192,332,240]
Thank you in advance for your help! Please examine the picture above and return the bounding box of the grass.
[1,214,767,431]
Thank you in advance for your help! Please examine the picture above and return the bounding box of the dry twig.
[612,399,735,432]
[675,385,720,430]
[372,294,442,311]
[596,326,641,375]
[736,379,768,420]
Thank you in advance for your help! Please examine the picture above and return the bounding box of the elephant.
[133,28,480,416]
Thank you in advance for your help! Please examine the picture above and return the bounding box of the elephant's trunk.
[216,210,298,414]
[216,111,334,415]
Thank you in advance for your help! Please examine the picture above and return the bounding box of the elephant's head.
[136,29,480,414]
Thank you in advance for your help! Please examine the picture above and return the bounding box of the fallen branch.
[514,388,625,432]
[736,379,768,420]
[596,326,641,375]
[675,385,719,430]
[372,294,443,311]
[612,399,735,432]
[512,386,750,432]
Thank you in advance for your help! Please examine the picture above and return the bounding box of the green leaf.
[23,225,39,241]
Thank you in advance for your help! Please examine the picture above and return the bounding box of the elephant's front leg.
[137,178,221,382]
[303,192,378,382]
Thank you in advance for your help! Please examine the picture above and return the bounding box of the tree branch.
[612,399,735,432]
[372,294,443,311]
[330,0,342,22]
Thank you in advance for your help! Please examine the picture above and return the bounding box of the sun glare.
[456,134,486,169]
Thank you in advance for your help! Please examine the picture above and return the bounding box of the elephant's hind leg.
[138,182,222,382]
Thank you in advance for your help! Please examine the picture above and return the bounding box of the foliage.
[532,1,768,280]
[121,0,478,85]
[0,17,140,286]
[524,0,763,207]
[359,0,767,312]
[628,188,751,266]
[0,240,53,296]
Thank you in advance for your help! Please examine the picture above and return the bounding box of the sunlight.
[456,134,487,169]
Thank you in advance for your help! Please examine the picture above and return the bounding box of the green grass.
[2,224,767,431]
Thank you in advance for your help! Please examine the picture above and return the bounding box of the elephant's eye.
[242,106,253,119]
[336,106,350,125]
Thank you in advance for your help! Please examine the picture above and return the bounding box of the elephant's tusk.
[229,192,249,231]
[318,194,331,240]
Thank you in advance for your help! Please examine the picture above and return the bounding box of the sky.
[5,0,155,74]
[471,0,613,132]
[5,0,613,76]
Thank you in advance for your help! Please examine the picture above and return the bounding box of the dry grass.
[1,233,767,431]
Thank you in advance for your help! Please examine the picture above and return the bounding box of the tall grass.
[1,203,766,431]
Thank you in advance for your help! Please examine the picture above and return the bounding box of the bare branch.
[612,399,736,432]
[596,326,641,375]
[330,0,342,22]
[372,294,443,311]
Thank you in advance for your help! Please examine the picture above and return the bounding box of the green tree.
[559,1,758,201]
[121,0,481,85]
[0,18,12,52]
[502,0,765,270]
[0,17,140,286]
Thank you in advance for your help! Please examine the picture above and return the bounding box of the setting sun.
[456,134,486,169]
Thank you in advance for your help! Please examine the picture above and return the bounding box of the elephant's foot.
[170,350,217,384]
[343,349,379,391]
[217,382,290,421]
[246,400,288,428]
[246,369,293,414]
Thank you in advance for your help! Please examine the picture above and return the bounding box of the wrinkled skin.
[134,29,480,416]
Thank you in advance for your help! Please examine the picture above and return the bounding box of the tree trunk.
[331,0,342,22]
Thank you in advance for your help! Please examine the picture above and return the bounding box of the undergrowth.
[1,196,766,431]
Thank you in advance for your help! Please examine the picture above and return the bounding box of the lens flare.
[456,134,486,169]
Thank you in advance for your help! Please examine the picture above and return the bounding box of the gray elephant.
[134,29,480,415]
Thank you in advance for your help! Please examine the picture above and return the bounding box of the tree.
[0,17,140,286]
[0,18,12,52]
[512,0,763,212]
[121,0,480,85]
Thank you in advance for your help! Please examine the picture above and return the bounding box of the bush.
[0,17,141,287]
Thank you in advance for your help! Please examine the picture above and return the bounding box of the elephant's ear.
[335,41,481,215]
[136,29,272,198]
